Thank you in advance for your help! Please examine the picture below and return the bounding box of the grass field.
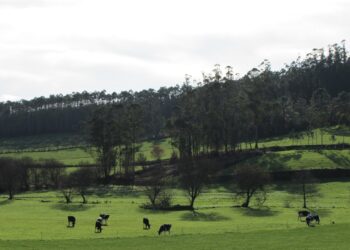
[253,127,350,148]
[0,138,175,165]
[0,127,349,169]
[0,182,349,249]
[1,225,350,250]
[236,149,350,171]
[0,133,87,152]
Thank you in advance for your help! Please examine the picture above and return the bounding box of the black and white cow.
[99,213,110,225]
[143,218,151,229]
[67,216,76,227]
[158,224,171,235]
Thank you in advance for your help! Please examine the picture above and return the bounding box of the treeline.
[0,157,98,203]
[0,88,179,138]
[0,42,349,141]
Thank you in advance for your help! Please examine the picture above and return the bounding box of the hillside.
[0,127,349,171]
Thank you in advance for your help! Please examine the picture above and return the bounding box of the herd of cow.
[298,210,320,226]
[67,214,172,235]
[66,210,318,235]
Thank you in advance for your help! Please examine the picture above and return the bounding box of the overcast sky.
[0,0,349,101]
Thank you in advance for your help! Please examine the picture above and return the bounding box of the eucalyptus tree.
[309,88,331,144]
[87,105,120,182]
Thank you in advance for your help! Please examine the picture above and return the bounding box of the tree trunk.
[190,198,195,210]
[302,183,307,208]
[81,193,87,204]
[64,194,71,204]
[8,190,13,200]
[242,192,251,207]
[254,125,259,149]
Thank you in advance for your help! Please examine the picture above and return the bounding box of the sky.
[0,0,349,101]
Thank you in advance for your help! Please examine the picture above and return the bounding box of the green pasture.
[0,127,349,169]
[0,138,174,165]
[252,127,350,148]
[1,224,349,250]
[235,149,350,171]
[0,182,349,248]
[0,148,94,165]
[0,133,86,152]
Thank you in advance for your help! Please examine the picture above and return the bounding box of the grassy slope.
[237,149,350,171]
[0,133,86,151]
[254,127,350,148]
[0,138,174,165]
[0,127,349,168]
[0,182,349,249]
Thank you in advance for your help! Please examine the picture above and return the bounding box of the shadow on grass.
[93,186,142,198]
[311,208,332,217]
[243,152,302,171]
[138,204,192,214]
[180,211,230,222]
[0,199,13,206]
[318,151,350,167]
[51,203,94,212]
[323,126,350,137]
[237,207,280,217]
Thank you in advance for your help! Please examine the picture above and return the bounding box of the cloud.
[0,0,349,100]
[0,0,71,8]
[0,94,22,102]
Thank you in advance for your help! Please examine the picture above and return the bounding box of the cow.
[67,216,76,227]
[143,218,151,229]
[298,210,310,220]
[99,213,110,225]
[95,220,102,233]
[306,214,320,226]
[158,224,171,235]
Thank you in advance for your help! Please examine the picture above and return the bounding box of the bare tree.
[70,167,96,203]
[42,159,66,188]
[234,165,270,207]
[59,174,73,204]
[178,158,211,209]
[143,164,168,208]
[288,171,320,208]
[0,158,24,199]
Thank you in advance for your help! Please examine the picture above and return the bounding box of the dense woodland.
[0,42,349,140]
[0,43,349,155]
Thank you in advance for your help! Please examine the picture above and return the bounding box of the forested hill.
[0,42,349,140]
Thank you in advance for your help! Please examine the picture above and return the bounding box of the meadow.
[0,127,349,169]
[0,182,349,249]
[0,138,174,165]
[237,149,350,171]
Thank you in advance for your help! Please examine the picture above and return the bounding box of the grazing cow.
[306,214,320,226]
[143,218,151,229]
[158,224,171,235]
[67,216,76,227]
[298,210,310,220]
[99,213,110,225]
[95,220,102,233]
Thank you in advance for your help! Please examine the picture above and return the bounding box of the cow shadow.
[180,211,230,221]
[238,207,280,217]
[311,208,332,218]
[51,203,94,212]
